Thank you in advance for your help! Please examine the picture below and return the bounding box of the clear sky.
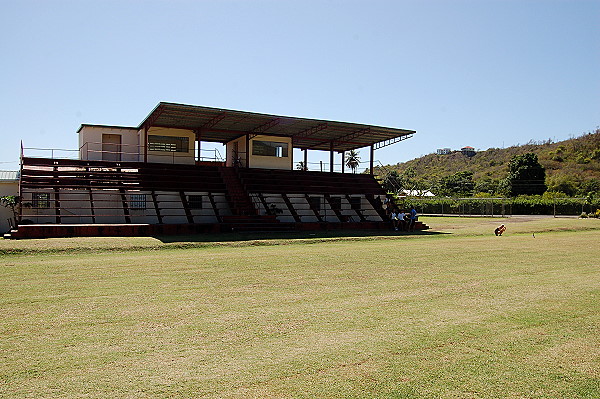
[1,0,598,171]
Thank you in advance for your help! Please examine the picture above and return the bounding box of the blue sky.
[1,0,598,171]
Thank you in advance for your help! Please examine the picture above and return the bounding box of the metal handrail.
[23,142,226,164]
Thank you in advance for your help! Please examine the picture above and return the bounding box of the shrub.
[410,196,600,216]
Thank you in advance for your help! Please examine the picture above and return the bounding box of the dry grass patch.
[1,218,599,398]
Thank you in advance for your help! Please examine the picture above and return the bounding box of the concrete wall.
[225,136,248,167]
[226,135,293,170]
[0,180,19,233]
[20,188,230,225]
[248,193,384,223]
[79,126,196,165]
[79,126,141,162]
[143,127,196,165]
[249,135,293,170]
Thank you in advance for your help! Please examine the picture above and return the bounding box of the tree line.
[382,152,598,199]
[379,128,600,199]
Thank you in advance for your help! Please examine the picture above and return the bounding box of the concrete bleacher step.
[220,214,296,233]
[3,229,18,239]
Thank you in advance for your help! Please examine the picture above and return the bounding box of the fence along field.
[1,216,599,398]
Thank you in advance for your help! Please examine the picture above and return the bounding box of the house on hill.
[10,102,428,238]
[461,146,476,157]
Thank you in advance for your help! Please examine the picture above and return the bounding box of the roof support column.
[144,126,148,163]
[195,129,201,163]
[329,142,334,173]
[341,151,345,173]
[303,149,308,171]
[245,133,250,168]
[370,144,374,175]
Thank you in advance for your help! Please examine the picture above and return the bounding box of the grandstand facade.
[10,102,426,238]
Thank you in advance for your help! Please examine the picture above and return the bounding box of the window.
[32,193,50,209]
[148,135,189,152]
[188,195,203,209]
[129,194,146,210]
[252,140,289,157]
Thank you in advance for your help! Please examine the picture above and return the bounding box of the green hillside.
[378,128,600,196]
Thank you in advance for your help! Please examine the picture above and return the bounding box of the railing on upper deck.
[20,142,225,165]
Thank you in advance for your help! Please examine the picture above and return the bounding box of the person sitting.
[494,224,506,236]
[397,210,407,231]
[385,201,393,219]
[391,208,400,231]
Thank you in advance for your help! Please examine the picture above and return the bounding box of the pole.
[246,134,250,168]
[329,142,334,173]
[196,129,201,162]
[144,126,148,163]
[303,149,307,171]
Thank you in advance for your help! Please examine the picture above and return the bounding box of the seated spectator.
[397,210,407,231]
[385,201,394,219]
[391,208,400,231]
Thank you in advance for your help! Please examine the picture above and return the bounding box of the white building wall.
[290,194,319,222]
[246,193,383,223]
[226,135,293,170]
[78,126,141,162]
[0,180,19,233]
[57,189,95,224]
[79,125,197,165]
[20,188,232,225]
[143,127,196,165]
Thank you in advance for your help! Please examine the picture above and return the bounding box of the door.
[102,134,121,161]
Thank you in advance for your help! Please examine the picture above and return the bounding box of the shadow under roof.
[139,102,415,152]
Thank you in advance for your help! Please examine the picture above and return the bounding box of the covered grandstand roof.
[138,102,415,152]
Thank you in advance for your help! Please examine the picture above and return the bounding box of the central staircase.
[218,167,294,232]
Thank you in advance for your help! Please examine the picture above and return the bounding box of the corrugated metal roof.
[0,171,20,181]
[136,102,415,152]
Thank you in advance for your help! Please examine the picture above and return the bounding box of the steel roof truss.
[291,123,329,141]
[304,127,371,150]
[200,112,228,130]
[333,127,371,146]
[143,103,166,130]
[251,118,281,134]
[373,134,413,150]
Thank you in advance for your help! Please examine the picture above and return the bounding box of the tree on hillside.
[506,153,547,196]
[435,171,475,197]
[381,170,401,193]
[381,167,433,195]
[474,178,502,196]
[345,150,361,173]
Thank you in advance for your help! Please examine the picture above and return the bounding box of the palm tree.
[296,161,308,171]
[345,150,361,173]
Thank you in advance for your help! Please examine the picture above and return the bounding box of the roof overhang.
[77,124,139,133]
[138,102,415,152]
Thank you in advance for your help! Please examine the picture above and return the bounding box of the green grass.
[1,217,599,398]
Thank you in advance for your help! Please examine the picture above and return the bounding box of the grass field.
[1,217,599,398]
